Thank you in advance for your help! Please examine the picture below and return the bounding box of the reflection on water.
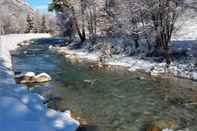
[12,40,197,131]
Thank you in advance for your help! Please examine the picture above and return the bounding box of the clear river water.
[12,39,197,131]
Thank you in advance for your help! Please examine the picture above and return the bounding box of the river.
[12,38,197,131]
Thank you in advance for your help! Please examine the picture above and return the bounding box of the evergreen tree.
[40,15,48,33]
[32,16,40,33]
[25,14,34,33]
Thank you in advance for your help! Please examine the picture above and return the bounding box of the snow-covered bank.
[51,46,197,81]
[0,34,79,131]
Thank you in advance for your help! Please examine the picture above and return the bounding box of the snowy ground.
[173,9,197,41]
[51,46,196,81]
[0,34,79,131]
[51,23,197,81]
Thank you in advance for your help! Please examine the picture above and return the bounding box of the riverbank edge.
[51,46,197,81]
[0,34,79,131]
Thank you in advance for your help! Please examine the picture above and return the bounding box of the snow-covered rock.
[16,72,36,78]
[35,73,52,83]
[25,72,36,77]
[15,72,52,84]
[151,65,166,77]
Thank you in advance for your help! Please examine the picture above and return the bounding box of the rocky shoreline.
[50,46,197,81]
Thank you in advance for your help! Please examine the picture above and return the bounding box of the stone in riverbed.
[146,119,177,131]
[15,72,51,84]
[35,73,52,83]
[151,67,166,77]
[15,72,37,84]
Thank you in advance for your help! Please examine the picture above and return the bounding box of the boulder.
[35,73,52,83]
[15,72,51,84]
[15,72,37,84]
[24,72,36,77]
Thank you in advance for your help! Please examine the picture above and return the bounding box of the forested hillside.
[0,0,49,34]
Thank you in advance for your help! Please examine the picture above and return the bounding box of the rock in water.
[147,119,177,131]
[15,72,51,84]
[35,73,52,83]
[15,72,37,84]
[15,72,35,78]
[24,72,36,77]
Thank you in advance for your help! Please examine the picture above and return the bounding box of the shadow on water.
[170,40,197,61]
[11,38,197,131]
[32,37,66,45]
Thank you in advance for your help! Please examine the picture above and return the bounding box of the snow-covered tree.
[25,14,34,33]
[137,0,184,64]
[40,15,48,33]
[50,0,186,64]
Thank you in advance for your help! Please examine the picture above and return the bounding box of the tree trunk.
[71,7,86,42]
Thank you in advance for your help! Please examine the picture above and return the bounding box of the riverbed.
[12,39,197,131]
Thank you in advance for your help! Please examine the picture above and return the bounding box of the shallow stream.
[12,39,197,131]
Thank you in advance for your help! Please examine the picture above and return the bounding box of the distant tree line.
[25,14,50,33]
[0,11,55,35]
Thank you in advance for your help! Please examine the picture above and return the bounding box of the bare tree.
[142,0,183,64]
[113,0,184,64]
[49,0,99,44]
[50,0,185,64]
[86,0,97,43]
[49,0,86,42]
[56,9,75,42]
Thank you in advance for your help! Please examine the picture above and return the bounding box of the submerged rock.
[89,63,104,70]
[147,119,177,131]
[84,79,96,86]
[136,76,146,80]
[15,72,51,84]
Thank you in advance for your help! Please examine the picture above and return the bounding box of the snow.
[0,34,79,131]
[173,9,197,41]
[24,72,36,77]
[60,47,100,61]
[35,73,52,81]
[52,45,197,81]
[162,129,174,131]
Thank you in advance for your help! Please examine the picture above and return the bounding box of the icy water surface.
[12,39,197,131]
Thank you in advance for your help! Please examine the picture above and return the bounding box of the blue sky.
[26,0,51,12]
